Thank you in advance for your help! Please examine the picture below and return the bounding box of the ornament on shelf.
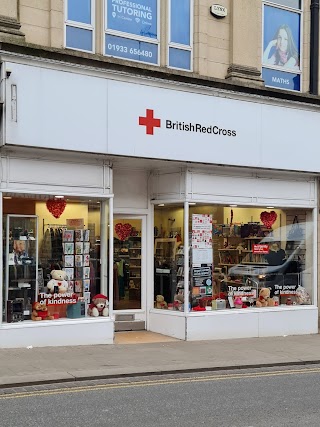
[260,210,277,228]
[46,199,66,219]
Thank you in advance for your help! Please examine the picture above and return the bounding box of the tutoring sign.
[106,0,158,39]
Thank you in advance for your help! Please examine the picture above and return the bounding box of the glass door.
[113,217,142,310]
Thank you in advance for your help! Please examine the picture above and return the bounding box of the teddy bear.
[154,295,168,309]
[31,301,54,321]
[88,294,109,317]
[256,287,275,307]
[173,293,184,311]
[47,270,69,294]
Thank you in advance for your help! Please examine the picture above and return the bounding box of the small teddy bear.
[31,301,54,321]
[88,294,109,317]
[155,295,168,309]
[47,270,69,294]
[256,287,275,307]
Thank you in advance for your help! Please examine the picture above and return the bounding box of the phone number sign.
[105,34,158,64]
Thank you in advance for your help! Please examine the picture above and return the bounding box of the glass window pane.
[170,0,190,45]
[105,34,158,65]
[68,0,92,24]
[187,205,314,311]
[3,196,109,322]
[114,218,142,310]
[106,0,158,39]
[169,48,191,70]
[154,205,184,310]
[269,0,301,10]
[263,5,301,71]
[66,26,93,51]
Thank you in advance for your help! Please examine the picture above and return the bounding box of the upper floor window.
[262,0,302,92]
[104,0,192,71]
[168,0,192,71]
[104,0,159,65]
[65,0,95,52]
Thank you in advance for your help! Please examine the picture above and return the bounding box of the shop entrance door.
[113,216,144,312]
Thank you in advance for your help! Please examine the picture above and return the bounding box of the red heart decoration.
[115,223,132,241]
[46,199,67,219]
[260,211,277,229]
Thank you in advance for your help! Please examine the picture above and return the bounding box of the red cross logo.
[139,109,161,135]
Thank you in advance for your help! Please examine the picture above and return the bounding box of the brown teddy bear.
[155,295,168,309]
[88,294,109,317]
[31,301,54,321]
[256,287,275,307]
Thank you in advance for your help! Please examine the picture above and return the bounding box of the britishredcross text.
[166,120,236,136]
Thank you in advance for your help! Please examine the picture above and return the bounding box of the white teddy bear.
[47,269,69,294]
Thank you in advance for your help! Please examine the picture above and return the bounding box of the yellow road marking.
[1,366,320,400]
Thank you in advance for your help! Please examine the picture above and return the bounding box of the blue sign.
[262,68,300,91]
[106,0,157,39]
[105,34,158,64]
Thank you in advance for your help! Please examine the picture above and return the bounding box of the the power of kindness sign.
[39,292,78,306]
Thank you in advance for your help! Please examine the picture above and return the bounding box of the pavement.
[1,331,320,388]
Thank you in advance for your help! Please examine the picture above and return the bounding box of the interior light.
[229,204,238,207]
[158,204,165,207]
[189,202,196,205]
[54,195,64,199]
[266,206,275,209]
[3,196,12,199]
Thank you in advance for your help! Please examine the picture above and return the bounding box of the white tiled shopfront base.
[149,307,318,341]
[0,317,114,348]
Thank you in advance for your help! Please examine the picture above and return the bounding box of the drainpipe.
[310,0,319,95]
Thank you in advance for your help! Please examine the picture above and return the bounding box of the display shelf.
[4,215,39,322]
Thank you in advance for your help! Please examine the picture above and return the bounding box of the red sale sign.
[252,244,269,254]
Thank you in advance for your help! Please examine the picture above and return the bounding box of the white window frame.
[262,0,303,92]
[64,0,95,54]
[167,0,193,72]
[103,0,160,66]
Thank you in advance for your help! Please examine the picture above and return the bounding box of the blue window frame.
[65,0,94,52]
[168,0,192,71]
[104,0,159,65]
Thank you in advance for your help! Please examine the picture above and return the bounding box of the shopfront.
[0,55,319,346]
[149,168,318,340]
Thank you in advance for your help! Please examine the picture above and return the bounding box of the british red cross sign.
[139,109,161,135]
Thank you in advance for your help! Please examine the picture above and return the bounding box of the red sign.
[252,244,269,254]
[139,109,161,135]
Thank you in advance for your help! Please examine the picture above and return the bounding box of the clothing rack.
[42,219,67,234]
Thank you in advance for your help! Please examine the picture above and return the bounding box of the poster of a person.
[263,6,300,71]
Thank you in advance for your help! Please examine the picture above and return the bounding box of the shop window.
[2,195,110,323]
[153,204,314,312]
[104,0,159,65]
[65,0,95,52]
[168,0,192,71]
[188,205,313,311]
[154,205,184,310]
[262,0,302,91]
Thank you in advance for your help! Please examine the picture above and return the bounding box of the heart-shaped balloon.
[46,199,67,219]
[260,211,277,229]
[115,223,132,241]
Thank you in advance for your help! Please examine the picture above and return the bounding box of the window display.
[154,204,314,312]
[2,195,109,323]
